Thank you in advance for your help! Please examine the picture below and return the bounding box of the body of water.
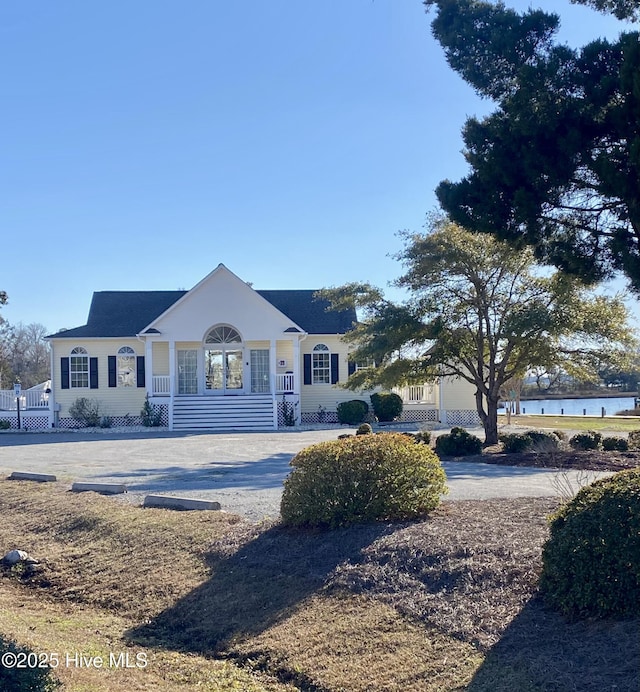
[500,396,638,417]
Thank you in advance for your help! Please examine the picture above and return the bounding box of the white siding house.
[1,265,478,430]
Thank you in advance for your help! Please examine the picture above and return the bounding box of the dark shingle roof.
[257,290,355,334]
[47,289,355,338]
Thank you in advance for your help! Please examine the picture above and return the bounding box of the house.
[2,265,478,430]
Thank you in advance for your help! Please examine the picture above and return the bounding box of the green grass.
[499,413,640,433]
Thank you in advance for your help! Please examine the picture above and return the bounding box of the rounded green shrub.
[370,392,403,422]
[435,427,483,457]
[336,399,369,425]
[415,430,432,445]
[524,430,560,448]
[500,432,533,453]
[627,430,640,450]
[539,469,640,618]
[0,636,61,691]
[356,423,373,435]
[602,436,629,451]
[569,430,603,450]
[280,433,448,527]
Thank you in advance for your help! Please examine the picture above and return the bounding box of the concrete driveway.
[0,429,609,521]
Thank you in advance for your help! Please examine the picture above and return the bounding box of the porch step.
[172,395,276,431]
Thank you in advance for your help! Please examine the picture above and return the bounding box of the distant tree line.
[0,292,50,389]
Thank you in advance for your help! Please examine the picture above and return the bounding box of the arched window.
[205,325,242,344]
[69,347,89,388]
[117,346,136,387]
[312,343,330,384]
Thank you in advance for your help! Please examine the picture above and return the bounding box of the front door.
[205,348,244,394]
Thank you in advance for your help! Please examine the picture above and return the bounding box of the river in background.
[500,396,638,416]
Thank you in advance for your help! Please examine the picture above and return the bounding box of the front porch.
[0,384,52,430]
[150,373,296,397]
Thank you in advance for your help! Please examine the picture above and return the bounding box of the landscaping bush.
[140,394,163,427]
[525,430,560,449]
[336,399,369,425]
[0,420,10,430]
[0,636,61,691]
[500,432,533,453]
[370,392,403,422]
[539,469,640,618]
[602,436,629,451]
[356,423,373,435]
[435,427,483,457]
[627,430,640,450]
[415,430,431,445]
[68,397,102,427]
[569,430,603,450]
[280,433,448,527]
[552,429,568,442]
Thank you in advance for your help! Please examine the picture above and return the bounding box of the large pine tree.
[424,0,640,291]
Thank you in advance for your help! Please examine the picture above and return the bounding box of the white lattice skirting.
[57,405,169,430]
[443,410,481,427]
[0,415,50,431]
[300,411,340,425]
[399,409,439,423]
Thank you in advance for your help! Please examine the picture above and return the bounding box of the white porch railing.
[151,373,296,396]
[394,384,437,404]
[275,373,295,393]
[0,389,50,410]
[152,376,171,396]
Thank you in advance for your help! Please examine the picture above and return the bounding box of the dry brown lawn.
[0,479,637,691]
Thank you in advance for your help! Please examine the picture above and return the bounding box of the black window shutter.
[136,356,146,388]
[303,354,312,385]
[61,358,70,389]
[89,357,99,389]
[331,354,339,384]
[348,361,356,377]
[108,356,117,388]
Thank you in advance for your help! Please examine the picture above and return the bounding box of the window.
[312,343,330,384]
[178,349,198,394]
[70,347,89,388]
[355,358,375,371]
[205,325,242,344]
[250,349,270,393]
[117,346,136,387]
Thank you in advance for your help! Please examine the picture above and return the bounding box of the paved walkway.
[0,429,609,521]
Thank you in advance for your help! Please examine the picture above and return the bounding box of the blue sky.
[1,1,632,333]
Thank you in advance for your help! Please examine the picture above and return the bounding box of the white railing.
[394,384,437,404]
[275,373,295,393]
[152,376,171,396]
[0,389,50,410]
[151,374,295,396]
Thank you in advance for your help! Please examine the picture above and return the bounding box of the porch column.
[48,343,56,429]
[292,336,301,425]
[168,341,175,431]
[144,339,153,398]
[270,339,277,428]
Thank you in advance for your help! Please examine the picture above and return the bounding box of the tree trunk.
[484,396,500,445]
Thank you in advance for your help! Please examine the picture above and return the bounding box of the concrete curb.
[143,494,221,511]
[8,472,57,483]
[71,482,128,495]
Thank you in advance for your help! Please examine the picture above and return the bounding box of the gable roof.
[47,289,355,339]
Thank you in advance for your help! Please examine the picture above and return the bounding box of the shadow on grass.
[126,520,396,655]
[467,596,640,692]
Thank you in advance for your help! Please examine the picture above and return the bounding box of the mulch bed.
[447,448,640,472]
